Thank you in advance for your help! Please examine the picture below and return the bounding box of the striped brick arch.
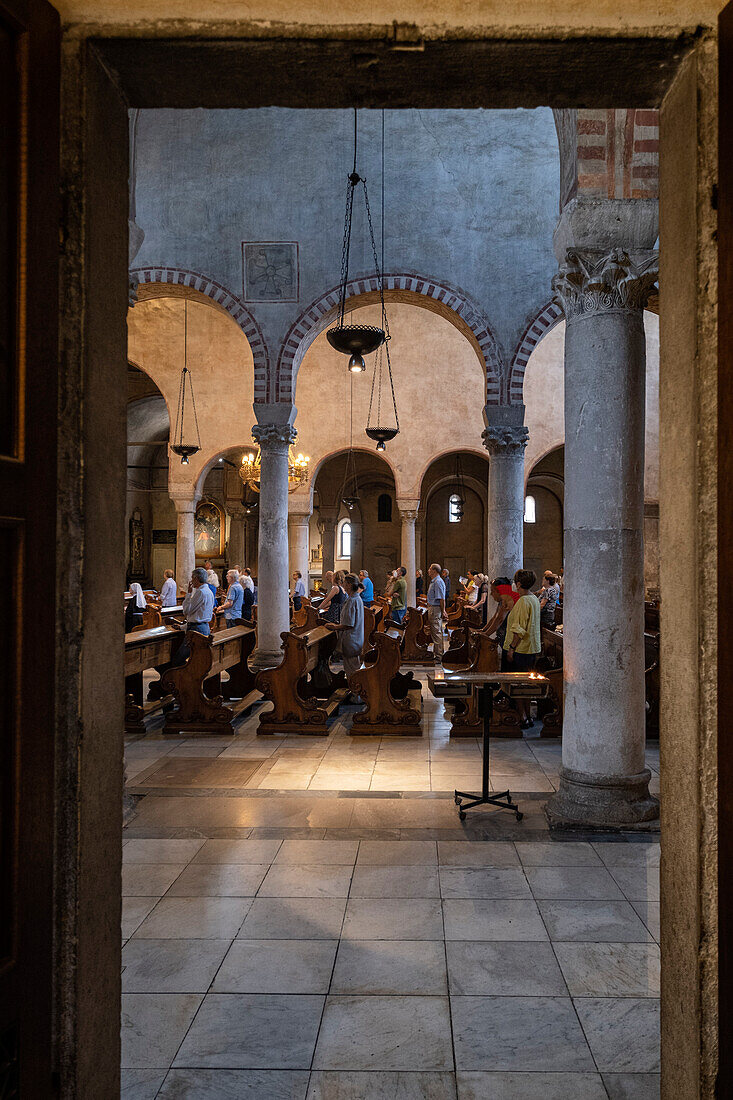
[275,273,503,405]
[507,300,564,404]
[130,267,270,399]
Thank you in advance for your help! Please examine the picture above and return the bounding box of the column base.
[545,765,659,830]
[250,647,283,672]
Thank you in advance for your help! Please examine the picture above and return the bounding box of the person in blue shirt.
[426,562,447,659]
[292,570,307,611]
[217,569,245,626]
[358,569,374,604]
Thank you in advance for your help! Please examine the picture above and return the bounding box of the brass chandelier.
[239,443,310,494]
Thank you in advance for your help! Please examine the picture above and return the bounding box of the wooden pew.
[400,606,431,663]
[292,601,320,635]
[442,632,513,738]
[255,626,349,736]
[348,631,423,736]
[124,625,182,733]
[161,625,259,735]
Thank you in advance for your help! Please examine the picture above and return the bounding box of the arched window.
[524,494,536,523]
[339,520,352,559]
[377,494,392,523]
[449,493,463,524]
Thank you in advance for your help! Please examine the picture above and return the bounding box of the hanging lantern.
[170,300,202,464]
[327,110,386,370]
[365,110,399,451]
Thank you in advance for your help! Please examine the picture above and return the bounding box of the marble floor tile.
[238,897,347,940]
[158,1069,310,1099]
[491,775,556,793]
[342,898,444,940]
[439,867,532,900]
[526,866,625,900]
[593,843,660,869]
[132,795,354,829]
[173,993,324,1069]
[349,864,440,898]
[608,865,660,902]
[451,996,594,1072]
[538,900,653,942]
[602,1072,661,1099]
[122,897,159,939]
[456,1071,608,1099]
[274,840,359,865]
[213,938,338,993]
[515,841,603,867]
[437,841,520,868]
[356,840,438,865]
[134,897,252,939]
[259,772,314,789]
[166,863,269,897]
[258,864,354,898]
[331,939,448,995]
[192,838,282,864]
[123,839,206,864]
[446,940,567,996]
[632,901,661,942]
[554,942,660,997]
[313,995,453,1071]
[306,1071,457,1099]
[443,899,548,941]
[121,938,231,993]
[121,1068,168,1099]
[574,998,660,1072]
[121,993,203,1068]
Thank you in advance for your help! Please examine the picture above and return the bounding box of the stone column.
[171,490,200,591]
[415,515,425,577]
[252,423,296,669]
[398,502,419,607]
[482,415,529,581]
[318,508,338,579]
[288,512,311,587]
[546,247,659,827]
[227,507,246,571]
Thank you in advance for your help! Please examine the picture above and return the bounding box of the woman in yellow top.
[502,569,542,729]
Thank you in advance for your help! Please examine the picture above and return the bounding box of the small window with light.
[339,520,352,558]
[524,495,536,523]
[449,493,463,523]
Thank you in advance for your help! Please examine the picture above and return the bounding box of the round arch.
[414,447,489,496]
[307,445,400,511]
[276,273,503,406]
[130,266,270,400]
[507,299,564,405]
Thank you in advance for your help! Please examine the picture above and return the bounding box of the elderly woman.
[125,582,147,632]
[324,572,365,676]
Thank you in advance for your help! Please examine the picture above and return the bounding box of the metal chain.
[363,178,398,429]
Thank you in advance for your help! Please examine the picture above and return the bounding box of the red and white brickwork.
[576,109,658,201]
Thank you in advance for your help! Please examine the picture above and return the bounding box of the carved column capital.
[228,506,247,521]
[170,488,202,512]
[252,423,298,451]
[482,423,529,457]
[552,248,659,322]
[398,508,419,524]
[289,511,312,527]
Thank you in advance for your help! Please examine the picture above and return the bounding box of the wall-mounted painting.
[194,500,224,558]
[242,242,299,302]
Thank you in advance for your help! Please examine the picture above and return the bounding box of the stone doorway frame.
[56,27,718,1100]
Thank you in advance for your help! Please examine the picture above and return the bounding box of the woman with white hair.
[125,582,147,632]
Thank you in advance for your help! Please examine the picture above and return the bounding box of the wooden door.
[721,4,733,1095]
[0,0,60,1093]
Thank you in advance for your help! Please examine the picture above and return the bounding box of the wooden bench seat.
[348,631,423,736]
[255,625,348,736]
[159,624,258,735]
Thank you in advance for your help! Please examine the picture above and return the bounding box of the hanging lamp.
[452,453,466,520]
[327,109,386,372]
[365,109,400,450]
[170,300,202,464]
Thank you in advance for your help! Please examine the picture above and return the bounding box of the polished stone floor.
[122,673,660,1099]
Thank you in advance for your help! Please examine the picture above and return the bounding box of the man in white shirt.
[182,567,215,636]
[240,567,255,593]
[160,569,178,608]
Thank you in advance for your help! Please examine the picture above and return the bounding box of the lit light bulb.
[181,454,189,465]
[248,453,255,463]
[376,440,385,452]
[348,353,366,373]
